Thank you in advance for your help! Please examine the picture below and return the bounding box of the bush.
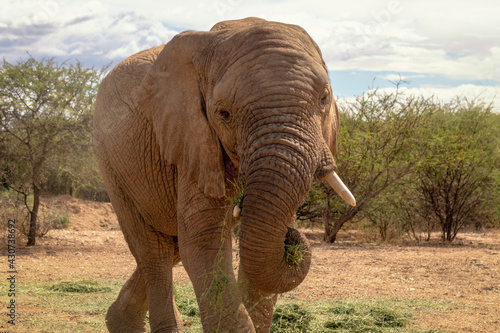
[50,210,71,230]
[0,189,29,244]
[74,185,110,202]
[19,207,71,239]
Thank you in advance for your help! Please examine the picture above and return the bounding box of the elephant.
[93,17,355,333]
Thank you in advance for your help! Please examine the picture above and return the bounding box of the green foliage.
[271,304,313,333]
[0,55,106,244]
[308,87,436,242]
[42,153,110,202]
[492,166,500,228]
[297,182,327,226]
[71,152,110,202]
[0,56,103,187]
[48,280,112,293]
[300,86,500,242]
[414,98,499,240]
[337,87,433,192]
[369,98,500,242]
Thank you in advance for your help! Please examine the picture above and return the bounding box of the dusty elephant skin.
[93,17,353,333]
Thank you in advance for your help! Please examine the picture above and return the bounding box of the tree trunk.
[27,183,40,246]
[325,218,343,243]
[325,206,359,243]
[322,207,330,242]
[321,193,332,242]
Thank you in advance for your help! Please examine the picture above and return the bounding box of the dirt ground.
[8,196,500,332]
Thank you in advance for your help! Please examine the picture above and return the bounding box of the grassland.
[0,279,455,332]
[0,197,498,332]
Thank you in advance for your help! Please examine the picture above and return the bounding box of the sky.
[1,0,499,110]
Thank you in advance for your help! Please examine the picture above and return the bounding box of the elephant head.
[134,17,355,295]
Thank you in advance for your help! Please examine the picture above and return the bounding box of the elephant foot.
[106,301,148,333]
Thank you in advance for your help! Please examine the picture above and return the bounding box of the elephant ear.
[135,31,226,198]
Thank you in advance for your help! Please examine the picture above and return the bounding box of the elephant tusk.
[233,205,241,218]
[325,171,356,207]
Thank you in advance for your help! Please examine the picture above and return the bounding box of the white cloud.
[334,44,500,82]
[343,84,500,112]
[3,0,499,78]
[1,0,498,111]
[382,74,426,82]
[411,85,499,111]
[1,0,178,64]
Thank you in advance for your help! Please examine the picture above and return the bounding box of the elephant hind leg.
[104,184,182,332]
[106,268,148,333]
[106,235,183,333]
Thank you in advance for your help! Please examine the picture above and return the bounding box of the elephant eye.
[320,94,330,109]
[319,86,331,110]
[219,109,231,120]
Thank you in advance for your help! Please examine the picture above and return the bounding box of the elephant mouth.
[222,148,239,190]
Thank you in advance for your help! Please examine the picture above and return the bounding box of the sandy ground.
[4,196,500,332]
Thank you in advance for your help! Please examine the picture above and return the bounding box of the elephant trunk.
[238,133,315,294]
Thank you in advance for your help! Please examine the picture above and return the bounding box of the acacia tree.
[322,88,434,242]
[416,98,499,241]
[0,56,103,245]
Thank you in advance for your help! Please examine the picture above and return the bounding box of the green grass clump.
[175,284,200,318]
[369,306,411,327]
[271,303,313,333]
[48,280,112,293]
[324,302,411,332]
[329,303,357,315]
[173,283,203,331]
[284,243,306,266]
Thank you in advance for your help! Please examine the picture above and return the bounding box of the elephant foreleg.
[238,267,278,333]
[177,174,254,332]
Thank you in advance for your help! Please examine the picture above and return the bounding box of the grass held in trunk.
[284,243,306,266]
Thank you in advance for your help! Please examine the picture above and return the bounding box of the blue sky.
[2,0,499,109]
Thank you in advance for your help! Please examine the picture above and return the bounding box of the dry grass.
[0,197,498,332]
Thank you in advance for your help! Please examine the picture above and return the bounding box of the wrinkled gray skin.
[93,17,341,333]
